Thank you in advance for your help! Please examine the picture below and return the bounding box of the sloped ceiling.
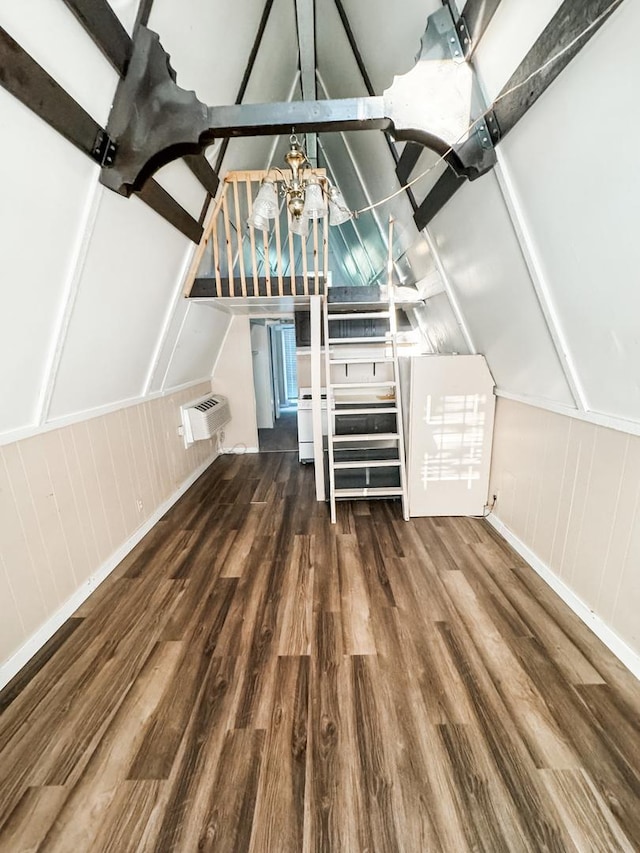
[1,0,638,444]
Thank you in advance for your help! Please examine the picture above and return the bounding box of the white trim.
[144,243,196,395]
[159,300,193,393]
[487,514,640,681]
[36,178,104,425]
[495,388,640,438]
[310,295,325,501]
[210,316,235,378]
[0,451,218,691]
[221,446,259,454]
[493,154,587,410]
[423,227,476,354]
[0,378,213,448]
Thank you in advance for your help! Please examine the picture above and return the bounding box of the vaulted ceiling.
[1,0,638,442]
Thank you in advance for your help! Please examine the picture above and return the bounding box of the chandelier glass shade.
[246,134,351,233]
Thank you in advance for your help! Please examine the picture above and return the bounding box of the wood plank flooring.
[1,451,639,852]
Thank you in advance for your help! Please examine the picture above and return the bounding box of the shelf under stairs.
[323,285,409,523]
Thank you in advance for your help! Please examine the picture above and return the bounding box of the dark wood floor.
[1,452,639,852]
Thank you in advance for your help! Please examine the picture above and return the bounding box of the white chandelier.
[247,134,352,235]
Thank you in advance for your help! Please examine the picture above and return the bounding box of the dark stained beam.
[494,0,624,136]
[137,180,203,243]
[413,167,466,231]
[396,143,422,186]
[414,0,625,229]
[134,0,154,31]
[184,154,220,197]
[0,25,103,160]
[60,0,131,76]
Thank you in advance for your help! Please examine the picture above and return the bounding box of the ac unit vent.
[181,394,231,446]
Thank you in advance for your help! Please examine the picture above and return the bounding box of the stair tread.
[330,381,396,389]
[334,487,404,497]
[333,459,401,469]
[329,356,394,364]
[333,406,397,415]
[327,312,391,320]
[328,336,391,344]
[332,432,400,442]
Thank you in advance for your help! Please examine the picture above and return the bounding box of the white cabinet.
[400,355,495,517]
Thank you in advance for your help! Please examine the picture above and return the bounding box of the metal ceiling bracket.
[455,14,472,59]
[101,26,209,195]
[91,129,117,167]
[100,9,498,195]
[383,4,497,179]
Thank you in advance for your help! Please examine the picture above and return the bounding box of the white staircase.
[323,286,409,523]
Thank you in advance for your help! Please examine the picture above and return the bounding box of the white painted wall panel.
[497,1,640,422]
[48,193,190,418]
[428,171,575,407]
[153,160,207,222]
[163,304,231,390]
[340,0,441,93]
[211,316,259,451]
[147,0,267,105]
[0,90,98,435]
[110,0,139,35]
[2,0,120,125]
[413,293,471,355]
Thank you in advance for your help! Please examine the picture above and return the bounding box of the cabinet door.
[407,355,495,517]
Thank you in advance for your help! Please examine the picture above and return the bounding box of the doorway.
[251,319,299,452]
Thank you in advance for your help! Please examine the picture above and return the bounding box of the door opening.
[251,319,299,452]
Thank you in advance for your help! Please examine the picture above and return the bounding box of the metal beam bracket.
[91,129,117,167]
[100,8,499,196]
[454,14,472,60]
[102,26,209,195]
[384,5,497,179]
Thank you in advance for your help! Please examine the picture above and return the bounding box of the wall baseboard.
[487,514,640,681]
[0,452,218,692]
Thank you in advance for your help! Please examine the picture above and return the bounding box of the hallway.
[0,452,639,851]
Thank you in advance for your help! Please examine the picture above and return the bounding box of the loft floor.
[0,453,639,851]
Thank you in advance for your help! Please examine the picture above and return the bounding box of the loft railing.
[185,169,329,299]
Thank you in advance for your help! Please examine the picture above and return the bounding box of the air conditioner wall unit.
[181,394,231,447]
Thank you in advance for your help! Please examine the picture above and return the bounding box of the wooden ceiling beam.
[0,25,103,159]
[60,0,131,76]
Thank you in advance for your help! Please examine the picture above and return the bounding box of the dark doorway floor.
[258,408,298,452]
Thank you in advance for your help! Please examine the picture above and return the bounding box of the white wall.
[251,323,275,430]
[211,315,259,452]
